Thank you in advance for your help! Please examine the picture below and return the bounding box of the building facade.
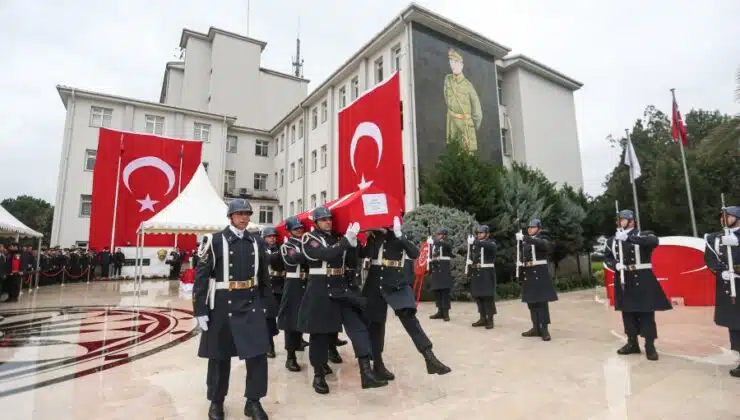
[51,4,584,248]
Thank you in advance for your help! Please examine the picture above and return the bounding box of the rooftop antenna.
[246,0,251,37]
[291,17,304,78]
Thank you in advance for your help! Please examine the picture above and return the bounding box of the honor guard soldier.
[279,216,309,373]
[604,209,672,361]
[466,225,498,329]
[516,219,558,341]
[363,217,451,379]
[193,198,270,420]
[298,206,388,394]
[704,205,740,377]
[262,227,283,358]
[402,231,417,286]
[428,228,454,321]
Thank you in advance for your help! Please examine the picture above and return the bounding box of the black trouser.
[368,308,433,363]
[730,329,740,353]
[527,302,551,327]
[434,289,451,310]
[206,355,268,402]
[5,274,22,300]
[284,330,302,353]
[113,265,122,276]
[475,297,496,318]
[101,264,110,278]
[622,311,657,340]
[309,306,371,373]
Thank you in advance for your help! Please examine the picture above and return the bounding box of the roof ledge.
[501,54,583,91]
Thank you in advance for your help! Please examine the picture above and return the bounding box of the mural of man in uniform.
[444,48,482,152]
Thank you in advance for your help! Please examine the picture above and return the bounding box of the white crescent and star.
[349,122,383,189]
[121,156,176,212]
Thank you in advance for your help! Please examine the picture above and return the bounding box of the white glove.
[516,261,524,267]
[466,259,473,265]
[515,232,524,241]
[197,315,209,331]
[392,216,402,238]
[615,263,626,271]
[345,222,360,247]
[426,236,434,246]
[615,230,629,242]
[467,235,474,245]
[283,236,289,244]
[721,235,739,246]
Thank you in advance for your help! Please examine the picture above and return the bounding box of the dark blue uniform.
[518,222,558,340]
[429,229,454,321]
[468,227,498,328]
[279,236,308,370]
[263,242,282,356]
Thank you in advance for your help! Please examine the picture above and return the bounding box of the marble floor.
[0,280,737,420]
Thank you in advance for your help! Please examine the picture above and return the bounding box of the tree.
[1,195,54,242]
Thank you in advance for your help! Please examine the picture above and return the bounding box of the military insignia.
[289,249,296,255]
[310,241,320,248]
[156,249,167,261]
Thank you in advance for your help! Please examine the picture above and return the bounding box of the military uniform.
[467,225,498,329]
[703,205,740,377]
[279,216,310,373]
[517,219,558,341]
[604,210,671,361]
[444,48,482,152]
[99,247,111,279]
[261,227,282,359]
[192,199,269,420]
[429,228,454,321]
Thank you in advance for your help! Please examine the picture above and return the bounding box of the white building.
[51,3,583,248]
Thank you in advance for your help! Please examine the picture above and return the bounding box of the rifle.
[721,193,736,303]
[464,223,472,275]
[615,201,625,290]
[515,218,522,279]
[426,224,432,271]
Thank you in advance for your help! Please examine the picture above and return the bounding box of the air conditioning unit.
[238,187,250,197]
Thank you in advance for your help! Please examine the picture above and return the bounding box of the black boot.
[617,337,641,355]
[285,352,301,372]
[328,346,343,364]
[521,326,540,337]
[208,402,225,420]
[266,340,276,359]
[730,364,740,378]
[540,325,551,341]
[373,356,395,381]
[429,310,443,320]
[244,400,269,420]
[485,315,494,330]
[442,309,450,322]
[312,374,329,394]
[422,347,451,375]
[323,364,333,375]
[644,340,659,361]
[298,338,309,351]
[359,356,388,389]
[471,316,486,327]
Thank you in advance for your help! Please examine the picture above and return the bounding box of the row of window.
[274,146,328,188]
[287,191,328,216]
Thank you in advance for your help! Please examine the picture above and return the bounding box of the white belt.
[309,268,327,275]
[624,263,653,271]
[286,272,303,279]
[479,263,495,268]
[214,282,230,290]
[371,259,381,266]
[523,260,548,267]
[434,257,451,261]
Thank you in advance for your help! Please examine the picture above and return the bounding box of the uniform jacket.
[278,236,308,331]
[430,237,454,290]
[519,231,558,303]
[704,230,740,329]
[604,229,672,312]
[469,237,497,298]
[262,243,283,318]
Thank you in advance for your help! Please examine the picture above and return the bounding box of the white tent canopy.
[0,204,43,238]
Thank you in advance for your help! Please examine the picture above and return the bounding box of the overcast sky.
[1,0,738,204]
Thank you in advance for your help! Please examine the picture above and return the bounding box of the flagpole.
[174,144,184,248]
[624,129,641,231]
[109,133,125,251]
[671,88,698,237]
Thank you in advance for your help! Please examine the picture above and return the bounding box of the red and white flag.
[338,72,404,210]
[89,128,202,249]
[671,94,689,146]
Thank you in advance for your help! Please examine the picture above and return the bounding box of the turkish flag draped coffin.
[89,128,202,250]
[338,72,404,210]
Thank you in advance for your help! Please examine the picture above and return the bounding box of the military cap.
[476,225,489,233]
[227,198,253,217]
[618,210,635,220]
[312,206,332,221]
[723,206,740,218]
[262,227,277,237]
[528,219,543,228]
[448,48,463,62]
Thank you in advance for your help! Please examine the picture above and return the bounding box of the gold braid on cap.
[448,48,462,61]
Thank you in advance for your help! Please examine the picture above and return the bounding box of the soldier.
[466,225,498,329]
[113,248,125,278]
[192,198,270,420]
[604,210,672,361]
[99,247,111,279]
[88,248,98,280]
[402,231,417,287]
[279,216,309,373]
[704,205,740,377]
[444,48,482,152]
[363,216,451,380]
[5,243,22,302]
[428,228,454,321]
[516,219,558,341]
[261,227,282,359]
[297,206,387,394]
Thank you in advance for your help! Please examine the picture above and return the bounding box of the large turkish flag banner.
[89,128,202,250]
[338,72,404,210]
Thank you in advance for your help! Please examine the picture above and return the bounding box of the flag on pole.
[671,95,689,146]
[623,137,642,183]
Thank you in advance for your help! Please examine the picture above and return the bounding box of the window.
[273,172,278,189]
[497,77,504,105]
[290,125,296,144]
[226,135,238,153]
[273,138,279,155]
[289,201,294,215]
[391,45,401,72]
[290,162,295,182]
[89,106,112,128]
[338,86,346,109]
[350,77,359,100]
[321,101,328,122]
[502,128,512,157]
[259,206,274,224]
[374,57,384,83]
[311,150,317,172]
[279,169,284,187]
[255,139,269,157]
[224,170,236,193]
[79,194,92,217]
[310,194,317,209]
[320,191,327,204]
[297,199,303,212]
[320,145,327,168]
[280,133,285,151]
[202,161,209,172]
[297,158,304,179]
[194,123,211,142]
[145,114,165,135]
[298,119,304,139]
[75,241,88,248]
[278,205,283,220]
[84,149,96,171]
[311,107,318,129]
[253,173,268,191]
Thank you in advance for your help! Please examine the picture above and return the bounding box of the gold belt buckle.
[628,265,636,271]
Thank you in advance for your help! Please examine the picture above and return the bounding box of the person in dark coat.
[0,244,6,297]
[297,206,387,394]
[99,247,111,279]
[516,219,558,341]
[261,227,282,359]
[279,216,310,373]
[427,228,454,321]
[5,243,22,302]
[466,225,498,329]
[363,216,451,380]
[192,198,270,420]
[167,248,182,280]
[113,248,125,278]
[704,205,740,377]
[604,209,672,361]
